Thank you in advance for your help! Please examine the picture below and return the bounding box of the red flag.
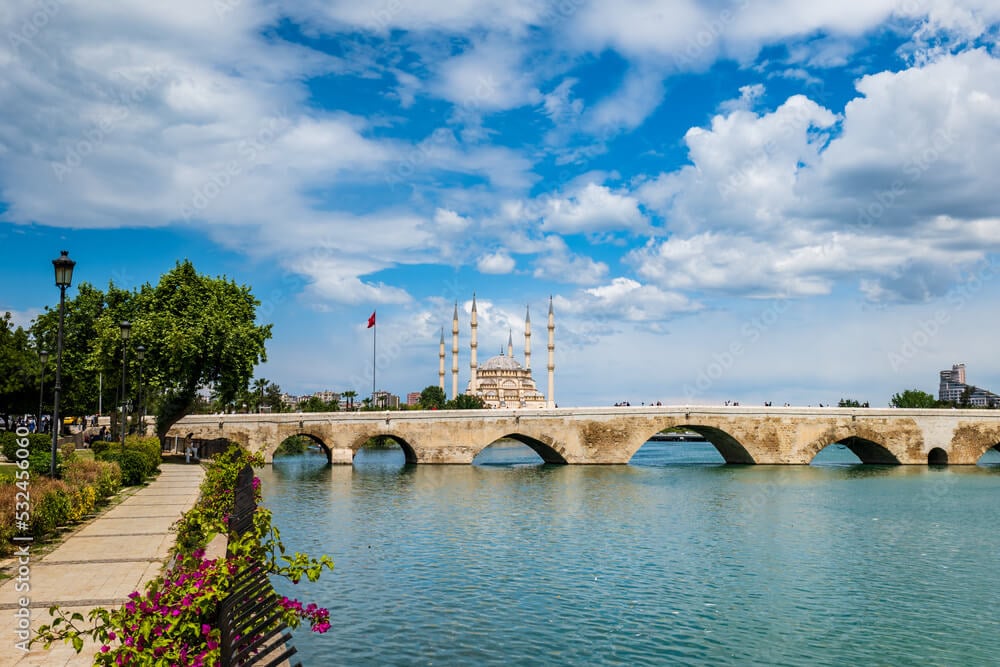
[367,311,376,328]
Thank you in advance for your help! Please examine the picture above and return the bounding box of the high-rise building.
[938,363,1000,406]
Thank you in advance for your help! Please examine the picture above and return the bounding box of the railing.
[217,464,301,667]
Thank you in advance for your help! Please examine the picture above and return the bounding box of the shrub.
[1,431,60,477]
[95,461,122,498]
[125,435,161,475]
[98,449,149,487]
[90,440,112,457]
[31,479,72,538]
[62,458,122,501]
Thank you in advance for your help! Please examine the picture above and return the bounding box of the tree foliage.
[30,260,271,439]
[838,398,869,408]
[0,312,42,420]
[889,389,938,408]
[418,385,446,410]
[299,395,339,412]
[446,393,486,409]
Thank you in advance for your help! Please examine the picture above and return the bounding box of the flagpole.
[371,310,376,407]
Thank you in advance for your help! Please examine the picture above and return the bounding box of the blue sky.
[2,1,1000,407]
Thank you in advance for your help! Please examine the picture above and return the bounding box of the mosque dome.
[481,355,523,371]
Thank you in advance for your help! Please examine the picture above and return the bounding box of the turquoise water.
[261,442,1000,666]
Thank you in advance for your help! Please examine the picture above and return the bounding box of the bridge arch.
[682,425,756,464]
[834,436,900,465]
[801,428,900,465]
[476,433,567,464]
[348,432,418,465]
[928,447,948,465]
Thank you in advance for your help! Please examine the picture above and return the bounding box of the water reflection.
[264,447,1000,667]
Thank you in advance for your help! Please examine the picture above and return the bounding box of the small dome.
[481,355,522,371]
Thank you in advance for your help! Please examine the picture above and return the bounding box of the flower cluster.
[279,596,332,634]
[34,445,334,664]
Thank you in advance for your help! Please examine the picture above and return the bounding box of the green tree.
[137,261,271,439]
[251,378,269,412]
[0,312,42,422]
[889,389,938,408]
[264,381,286,412]
[418,385,446,410]
[32,261,271,441]
[959,386,976,408]
[838,398,862,408]
[299,396,328,412]
[31,283,119,417]
[342,390,357,411]
[446,393,486,409]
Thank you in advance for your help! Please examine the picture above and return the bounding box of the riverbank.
[0,461,204,666]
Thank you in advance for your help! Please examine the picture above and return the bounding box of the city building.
[938,363,1000,407]
[440,295,554,409]
[313,390,340,405]
[372,390,400,410]
[406,392,421,406]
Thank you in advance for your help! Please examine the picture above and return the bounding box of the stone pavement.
[0,462,205,666]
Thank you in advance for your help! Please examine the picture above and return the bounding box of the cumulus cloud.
[557,277,701,325]
[634,48,1000,302]
[541,182,647,234]
[532,241,609,285]
[477,250,516,274]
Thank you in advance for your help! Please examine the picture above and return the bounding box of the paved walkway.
[0,462,205,666]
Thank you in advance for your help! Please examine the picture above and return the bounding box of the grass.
[0,463,15,484]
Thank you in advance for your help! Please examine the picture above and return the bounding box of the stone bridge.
[166,406,1000,465]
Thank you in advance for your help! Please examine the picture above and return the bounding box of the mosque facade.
[438,295,554,409]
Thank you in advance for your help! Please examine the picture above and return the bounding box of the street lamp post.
[135,344,146,436]
[119,321,131,447]
[37,349,49,434]
[51,250,75,477]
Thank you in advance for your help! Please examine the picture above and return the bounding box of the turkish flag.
[367,311,376,328]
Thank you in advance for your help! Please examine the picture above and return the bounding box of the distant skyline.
[2,2,1000,407]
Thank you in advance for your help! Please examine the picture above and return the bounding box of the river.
[260,441,1000,666]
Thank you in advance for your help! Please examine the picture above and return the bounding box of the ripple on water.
[265,450,1000,666]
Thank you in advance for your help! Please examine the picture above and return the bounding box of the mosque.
[438,295,554,409]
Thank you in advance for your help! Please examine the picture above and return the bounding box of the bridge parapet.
[167,406,1000,465]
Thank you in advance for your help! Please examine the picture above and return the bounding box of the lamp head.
[120,321,132,341]
[39,349,49,365]
[52,250,76,288]
[135,344,146,361]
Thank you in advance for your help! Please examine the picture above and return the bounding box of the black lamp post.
[119,320,131,447]
[37,349,49,433]
[51,250,75,477]
[135,344,145,436]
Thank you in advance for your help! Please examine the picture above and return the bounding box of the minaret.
[524,305,531,373]
[451,302,459,400]
[470,294,478,396]
[438,327,445,392]
[507,329,513,357]
[547,296,555,408]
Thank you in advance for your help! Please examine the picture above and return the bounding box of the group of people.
[613,401,665,407]
[11,414,51,434]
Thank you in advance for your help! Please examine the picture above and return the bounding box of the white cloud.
[542,182,647,234]
[477,250,516,274]
[719,83,766,113]
[583,66,666,135]
[433,38,542,113]
[557,277,701,324]
[634,48,1000,303]
[433,208,470,232]
[532,239,609,285]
